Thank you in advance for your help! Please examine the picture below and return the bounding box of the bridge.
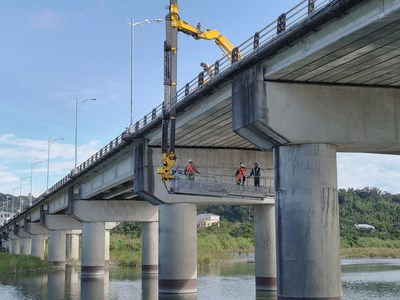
[2,0,400,299]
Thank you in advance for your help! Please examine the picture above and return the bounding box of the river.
[0,258,399,299]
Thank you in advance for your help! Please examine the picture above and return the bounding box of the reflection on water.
[0,259,399,299]
[342,259,400,300]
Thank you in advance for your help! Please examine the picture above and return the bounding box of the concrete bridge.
[2,0,400,299]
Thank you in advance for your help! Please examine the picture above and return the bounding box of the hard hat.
[240,163,245,167]
[188,159,193,163]
[254,162,259,165]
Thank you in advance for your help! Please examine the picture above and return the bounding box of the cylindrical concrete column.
[20,237,32,255]
[142,221,159,274]
[48,230,66,268]
[104,229,110,265]
[254,204,277,291]
[274,144,342,299]
[81,222,105,277]
[66,234,80,261]
[11,238,20,254]
[31,235,45,259]
[159,203,197,294]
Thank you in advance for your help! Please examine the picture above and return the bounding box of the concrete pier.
[31,234,45,259]
[20,237,32,255]
[274,144,342,300]
[11,238,20,254]
[104,229,110,264]
[81,222,105,277]
[254,205,277,291]
[142,221,159,274]
[159,203,197,294]
[66,233,80,261]
[48,230,66,268]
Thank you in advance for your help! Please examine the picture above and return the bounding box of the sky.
[0,0,399,199]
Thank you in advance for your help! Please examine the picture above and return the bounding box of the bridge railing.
[174,171,274,190]
[41,0,332,204]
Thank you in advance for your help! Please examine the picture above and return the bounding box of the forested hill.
[198,187,400,240]
[339,187,400,240]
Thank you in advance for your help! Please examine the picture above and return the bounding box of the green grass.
[0,253,50,274]
[109,234,142,267]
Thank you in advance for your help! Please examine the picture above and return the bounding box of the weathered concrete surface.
[45,215,82,230]
[159,203,197,294]
[142,221,159,274]
[254,205,277,291]
[20,237,32,255]
[275,144,342,299]
[66,234,79,261]
[25,223,49,235]
[81,222,105,277]
[31,234,45,259]
[71,200,158,222]
[233,73,400,153]
[48,230,66,268]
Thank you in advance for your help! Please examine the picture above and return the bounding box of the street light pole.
[19,176,30,211]
[47,138,63,192]
[30,160,45,205]
[127,18,162,125]
[75,98,96,169]
[12,187,20,214]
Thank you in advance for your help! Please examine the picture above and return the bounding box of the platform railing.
[37,0,332,205]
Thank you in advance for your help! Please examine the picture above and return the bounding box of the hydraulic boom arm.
[170,3,237,58]
[157,1,239,192]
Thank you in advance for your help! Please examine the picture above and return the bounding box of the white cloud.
[0,134,101,197]
[337,153,400,194]
[28,9,64,30]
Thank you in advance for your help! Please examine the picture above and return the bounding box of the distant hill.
[0,192,31,212]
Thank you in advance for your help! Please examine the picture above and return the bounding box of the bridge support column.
[48,230,66,268]
[254,205,277,291]
[274,143,342,300]
[66,233,80,261]
[11,238,20,254]
[104,229,110,265]
[142,221,158,274]
[31,234,45,259]
[20,237,32,255]
[159,203,197,294]
[81,222,105,277]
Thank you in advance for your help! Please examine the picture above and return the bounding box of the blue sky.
[0,0,399,198]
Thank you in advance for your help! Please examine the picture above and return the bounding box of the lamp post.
[75,98,96,169]
[12,187,20,214]
[127,18,162,125]
[47,138,64,191]
[30,160,45,205]
[5,195,10,212]
[19,176,30,211]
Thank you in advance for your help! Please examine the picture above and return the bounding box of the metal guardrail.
[36,0,332,204]
[174,171,274,190]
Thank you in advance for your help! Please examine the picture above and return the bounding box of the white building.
[197,213,220,228]
[355,223,375,230]
[0,210,15,226]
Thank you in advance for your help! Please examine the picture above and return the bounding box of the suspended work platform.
[171,173,274,200]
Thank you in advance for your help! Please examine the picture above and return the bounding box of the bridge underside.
[264,0,400,88]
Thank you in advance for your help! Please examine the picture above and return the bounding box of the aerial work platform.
[171,173,274,200]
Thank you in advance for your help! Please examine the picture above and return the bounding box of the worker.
[235,163,246,185]
[249,162,261,187]
[184,159,200,181]
[200,62,215,77]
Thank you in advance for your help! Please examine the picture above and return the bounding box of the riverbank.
[0,252,50,274]
[1,235,400,274]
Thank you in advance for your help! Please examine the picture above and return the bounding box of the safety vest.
[236,167,246,180]
[186,163,195,174]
